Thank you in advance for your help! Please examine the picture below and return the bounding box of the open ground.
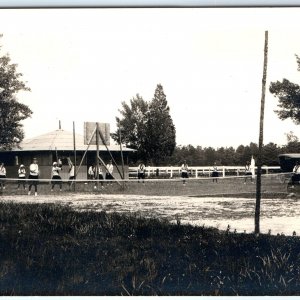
[1,175,299,236]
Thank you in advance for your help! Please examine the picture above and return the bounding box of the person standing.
[0,162,6,190]
[17,164,26,190]
[28,158,39,196]
[137,161,146,183]
[93,165,104,189]
[291,161,300,187]
[105,160,114,185]
[181,160,189,185]
[244,161,252,183]
[51,162,63,191]
[212,162,219,183]
[88,165,95,181]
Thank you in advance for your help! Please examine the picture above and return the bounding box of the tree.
[269,56,300,124]
[0,36,32,150]
[235,145,246,165]
[221,147,236,165]
[203,147,216,165]
[113,84,176,165]
[111,94,148,162]
[261,142,280,165]
[281,131,300,153]
[285,131,298,143]
[145,84,176,165]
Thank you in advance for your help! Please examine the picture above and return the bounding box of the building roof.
[13,129,135,152]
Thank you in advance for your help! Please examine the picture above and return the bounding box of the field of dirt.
[1,189,300,236]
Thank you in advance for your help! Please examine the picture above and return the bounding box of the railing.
[129,165,281,179]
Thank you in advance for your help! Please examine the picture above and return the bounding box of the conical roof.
[14,129,134,152]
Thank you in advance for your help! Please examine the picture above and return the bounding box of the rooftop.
[13,129,134,152]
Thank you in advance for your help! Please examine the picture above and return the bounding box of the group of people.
[180,160,219,184]
[2,157,300,192]
[0,161,37,191]
[179,160,255,184]
[87,160,115,189]
[179,161,218,184]
[0,158,42,195]
[0,157,116,194]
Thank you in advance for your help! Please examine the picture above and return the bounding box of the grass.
[1,174,290,197]
[0,201,299,295]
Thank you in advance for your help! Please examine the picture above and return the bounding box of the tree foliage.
[111,94,148,161]
[0,36,32,150]
[162,141,290,167]
[145,84,176,164]
[112,84,176,164]
[269,55,300,124]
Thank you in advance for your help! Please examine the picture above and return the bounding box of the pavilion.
[0,128,134,179]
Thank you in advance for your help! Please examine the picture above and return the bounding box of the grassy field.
[0,201,299,296]
[0,174,293,197]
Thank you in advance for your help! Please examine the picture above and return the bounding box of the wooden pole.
[118,121,125,180]
[74,127,96,179]
[73,121,76,191]
[97,154,122,187]
[255,31,268,235]
[97,128,124,179]
[96,123,100,189]
[55,147,58,162]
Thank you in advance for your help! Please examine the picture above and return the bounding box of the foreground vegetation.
[0,202,299,296]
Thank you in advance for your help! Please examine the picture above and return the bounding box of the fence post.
[223,166,225,177]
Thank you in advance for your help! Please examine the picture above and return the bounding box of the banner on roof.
[84,122,110,145]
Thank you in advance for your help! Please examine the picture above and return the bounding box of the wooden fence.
[129,165,281,179]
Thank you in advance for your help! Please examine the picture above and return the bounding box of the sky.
[0,8,300,148]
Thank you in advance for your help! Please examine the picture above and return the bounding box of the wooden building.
[0,128,134,179]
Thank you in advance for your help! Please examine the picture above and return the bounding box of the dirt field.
[1,175,299,235]
[1,186,300,236]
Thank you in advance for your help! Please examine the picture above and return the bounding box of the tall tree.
[269,55,300,124]
[0,35,32,150]
[111,94,148,162]
[145,84,176,165]
[112,85,176,165]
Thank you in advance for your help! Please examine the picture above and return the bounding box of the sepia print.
[0,6,300,296]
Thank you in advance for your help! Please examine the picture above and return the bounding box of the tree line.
[158,137,300,167]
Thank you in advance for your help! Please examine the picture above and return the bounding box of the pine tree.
[145,84,176,165]
[112,84,176,165]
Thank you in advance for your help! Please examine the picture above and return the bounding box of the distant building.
[0,128,134,179]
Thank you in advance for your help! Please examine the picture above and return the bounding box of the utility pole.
[255,31,268,235]
[96,122,100,190]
